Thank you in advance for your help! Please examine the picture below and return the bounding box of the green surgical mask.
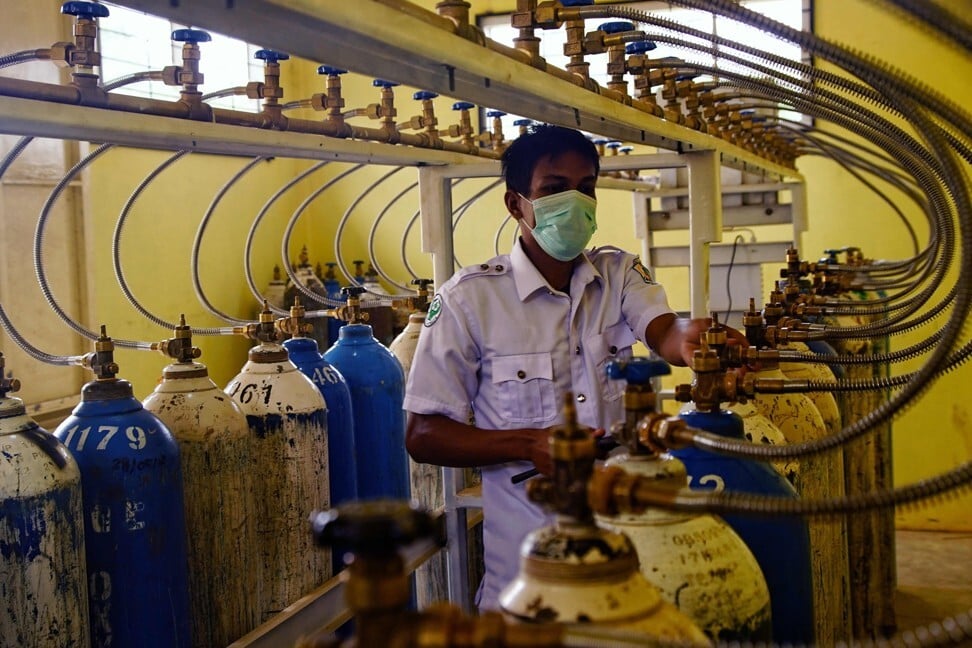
[520,189,598,261]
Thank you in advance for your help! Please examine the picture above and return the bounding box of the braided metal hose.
[190,156,270,326]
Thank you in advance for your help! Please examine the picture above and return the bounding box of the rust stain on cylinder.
[248,412,331,622]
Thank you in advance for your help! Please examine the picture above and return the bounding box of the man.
[404,124,741,610]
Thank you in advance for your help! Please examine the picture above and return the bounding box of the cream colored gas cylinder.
[751,361,850,644]
[0,359,90,648]
[144,352,257,647]
[225,342,330,624]
[499,395,708,645]
[500,518,709,644]
[778,341,842,436]
[390,310,448,609]
[595,451,772,641]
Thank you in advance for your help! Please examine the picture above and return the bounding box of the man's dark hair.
[500,124,600,196]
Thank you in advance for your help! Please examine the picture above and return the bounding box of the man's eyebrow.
[535,173,598,182]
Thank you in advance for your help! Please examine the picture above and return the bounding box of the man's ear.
[504,190,523,221]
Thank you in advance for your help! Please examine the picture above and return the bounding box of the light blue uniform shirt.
[403,238,674,610]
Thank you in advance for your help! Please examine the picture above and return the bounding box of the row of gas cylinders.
[0,310,424,648]
[3,297,870,646]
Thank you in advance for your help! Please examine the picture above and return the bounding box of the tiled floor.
[895,529,972,641]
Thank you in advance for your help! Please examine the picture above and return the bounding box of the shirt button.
[576,394,587,403]
[495,264,504,271]
[609,345,618,354]
[516,370,526,379]
[480,263,489,270]
[575,346,581,355]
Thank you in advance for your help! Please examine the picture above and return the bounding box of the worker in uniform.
[404,124,746,610]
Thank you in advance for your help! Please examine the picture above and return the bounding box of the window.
[479,1,810,133]
[98,2,263,112]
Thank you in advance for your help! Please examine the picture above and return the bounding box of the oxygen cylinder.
[53,329,191,647]
[142,321,256,647]
[1,356,90,648]
[324,290,408,501]
[499,397,707,644]
[598,359,772,641]
[225,334,330,623]
[674,405,814,644]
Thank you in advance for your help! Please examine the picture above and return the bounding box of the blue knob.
[318,65,347,75]
[626,41,658,54]
[373,79,400,88]
[486,110,506,118]
[171,29,211,44]
[592,138,609,145]
[255,49,290,63]
[599,21,635,34]
[561,0,594,5]
[61,1,109,18]
[619,146,634,153]
[606,141,622,150]
[513,118,533,127]
[606,358,671,384]
[413,90,438,101]
[452,101,475,111]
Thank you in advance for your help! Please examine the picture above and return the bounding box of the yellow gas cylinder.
[827,288,896,638]
[142,319,257,646]
[597,452,772,640]
[498,396,708,646]
[602,359,771,640]
[751,358,850,643]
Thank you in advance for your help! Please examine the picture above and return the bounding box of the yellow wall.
[26,1,968,529]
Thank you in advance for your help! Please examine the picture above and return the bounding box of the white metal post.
[685,150,723,318]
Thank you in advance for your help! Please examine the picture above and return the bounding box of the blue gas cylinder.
[284,336,357,508]
[1,362,90,647]
[673,407,815,645]
[323,323,409,501]
[55,376,191,647]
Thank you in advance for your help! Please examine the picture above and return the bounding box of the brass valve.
[275,297,315,339]
[0,352,21,397]
[86,325,119,380]
[155,314,202,363]
[673,337,746,411]
[525,394,596,523]
[326,286,370,325]
[232,301,280,342]
[392,278,434,314]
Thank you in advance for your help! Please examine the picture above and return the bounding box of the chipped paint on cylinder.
[324,323,409,501]
[499,522,708,643]
[54,379,191,647]
[752,365,851,643]
[143,362,257,647]
[1,395,90,648]
[674,406,815,645]
[596,453,772,641]
[390,313,447,608]
[225,343,330,623]
[283,337,357,509]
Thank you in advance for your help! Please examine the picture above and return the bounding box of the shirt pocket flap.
[491,353,553,384]
[587,322,637,360]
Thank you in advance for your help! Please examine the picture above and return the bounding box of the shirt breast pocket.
[589,322,638,402]
[491,353,557,424]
